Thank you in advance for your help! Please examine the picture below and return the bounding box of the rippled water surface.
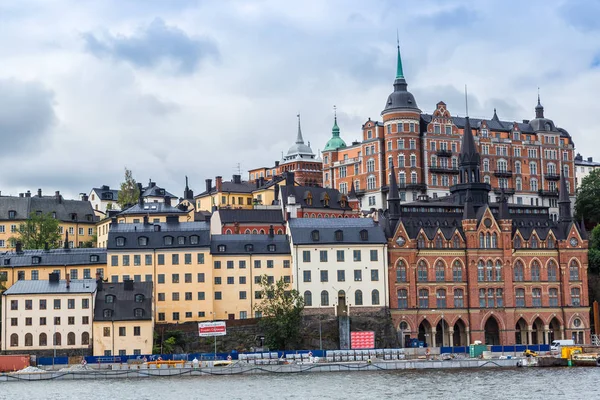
[3,368,600,400]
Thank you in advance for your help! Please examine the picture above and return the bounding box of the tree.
[12,212,61,250]
[575,169,600,225]
[117,167,140,209]
[254,274,304,350]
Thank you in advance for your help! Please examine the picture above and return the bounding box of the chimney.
[55,191,61,203]
[64,231,69,250]
[96,272,103,292]
[25,190,31,198]
[522,119,529,124]
[215,176,223,192]
[15,241,23,254]
[275,161,280,167]
[256,179,260,189]
[205,179,212,193]
[259,177,265,187]
[49,272,59,283]
[19,193,24,198]
[66,273,71,289]
[164,195,171,205]
[274,184,280,202]
[38,188,42,197]
[110,217,118,228]
[81,193,89,202]
[44,242,49,251]
[124,279,134,291]
[137,183,144,206]
[269,225,274,238]
[143,215,149,225]
[588,157,593,162]
[233,174,241,184]
[285,172,295,187]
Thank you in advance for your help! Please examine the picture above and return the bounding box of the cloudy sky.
[1,0,599,199]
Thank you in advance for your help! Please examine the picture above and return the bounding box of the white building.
[1,274,96,353]
[288,218,388,314]
[89,185,121,215]
[575,153,600,189]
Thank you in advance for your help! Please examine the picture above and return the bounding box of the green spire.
[323,105,346,152]
[396,44,404,79]
[332,105,340,136]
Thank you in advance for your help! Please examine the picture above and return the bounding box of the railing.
[435,149,452,158]
[493,188,515,195]
[538,189,559,197]
[544,173,560,181]
[493,170,513,178]
[429,165,460,174]
[592,334,600,346]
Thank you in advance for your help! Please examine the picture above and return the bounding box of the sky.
[1,0,600,199]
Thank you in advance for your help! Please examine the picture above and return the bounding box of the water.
[2,368,599,399]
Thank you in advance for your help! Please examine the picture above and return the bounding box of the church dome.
[323,115,347,152]
[381,45,419,115]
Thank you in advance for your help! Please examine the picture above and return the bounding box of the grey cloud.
[82,18,218,74]
[416,6,479,30]
[139,94,180,115]
[0,79,56,154]
[559,0,600,32]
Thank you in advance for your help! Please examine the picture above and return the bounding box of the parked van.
[550,339,575,351]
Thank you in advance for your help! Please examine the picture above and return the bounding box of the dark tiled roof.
[91,186,119,201]
[107,222,210,250]
[94,281,152,322]
[288,218,386,245]
[141,181,176,198]
[194,211,212,221]
[0,195,97,223]
[196,181,256,197]
[280,185,353,211]
[118,202,187,216]
[210,234,290,255]
[0,248,106,267]
[4,279,97,295]
[217,209,284,224]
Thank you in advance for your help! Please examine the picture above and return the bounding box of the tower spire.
[558,172,572,223]
[296,114,304,144]
[396,31,404,79]
[332,105,340,137]
[387,164,401,230]
[535,88,544,118]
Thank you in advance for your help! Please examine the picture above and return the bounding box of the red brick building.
[383,116,589,347]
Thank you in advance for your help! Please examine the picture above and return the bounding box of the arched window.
[479,232,485,248]
[105,295,115,303]
[549,288,559,306]
[417,261,428,282]
[436,289,447,308]
[396,261,407,282]
[531,178,538,192]
[531,236,538,249]
[398,154,405,168]
[372,290,380,305]
[547,236,555,249]
[397,289,408,309]
[531,261,541,281]
[82,332,90,345]
[514,236,521,249]
[491,233,498,248]
[355,290,363,306]
[10,334,18,347]
[486,260,493,281]
[532,288,542,307]
[453,261,462,282]
[495,260,502,281]
[571,288,581,306]
[435,235,443,249]
[435,261,445,282]
[134,308,145,317]
[410,154,417,168]
[453,235,460,249]
[367,159,375,172]
[68,332,76,346]
[514,261,524,282]
[547,260,558,282]
[321,291,329,306]
[453,289,464,308]
[304,291,312,306]
[515,288,525,307]
[570,260,580,281]
[418,289,429,308]
[486,233,491,248]
[515,161,521,174]
[54,332,61,346]
[516,177,522,191]
[478,260,484,282]
[135,294,144,303]
[39,333,47,347]
[483,159,489,172]
[530,162,538,175]
[417,235,426,249]
[25,333,33,347]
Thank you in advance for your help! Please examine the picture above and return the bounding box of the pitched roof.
[217,209,284,224]
[280,185,353,211]
[94,281,153,322]
[210,234,290,255]
[288,218,386,245]
[118,202,187,216]
[4,279,97,295]
[141,181,176,198]
[91,186,119,201]
[107,222,211,250]
[0,195,97,223]
[0,248,106,267]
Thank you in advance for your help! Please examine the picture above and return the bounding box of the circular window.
[484,218,492,228]
[399,321,409,331]
[573,318,582,328]
[570,238,578,247]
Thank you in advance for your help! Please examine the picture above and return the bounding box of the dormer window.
[138,237,148,246]
[360,230,368,241]
[481,128,488,138]
[335,230,343,241]
[268,244,276,252]
[36,211,42,217]
[8,210,16,219]
[32,256,41,264]
[514,236,521,249]
[218,245,226,252]
[134,294,144,303]
[71,213,77,221]
[245,244,254,252]
[306,192,313,206]
[190,235,199,245]
[134,308,145,317]
[311,230,320,241]
[340,196,347,208]
[323,193,330,207]
[86,214,93,222]
[52,212,57,219]
[103,309,113,318]
[164,236,173,246]
[90,255,99,262]
[105,295,115,303]
[115,237,125,247]
[177,236,185,245]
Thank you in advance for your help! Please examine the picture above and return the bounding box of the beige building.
[574,153,600,189]
[1,274,96,354]
[92,280,153,356]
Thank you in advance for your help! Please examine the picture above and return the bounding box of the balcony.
[544,173,560,181]
[355,189,366,196]
[429,165,460,174]
[400,183,427,191]
[493,169,513,178]
[436,149,452,158]
[538,189,559,197]
[493,187,515,196]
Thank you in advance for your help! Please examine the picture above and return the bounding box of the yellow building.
[92,280,153,356]
[0,190,97,250]
[210,234,292,320]
[106,220,213,324]
[1,274,96,354]
[195,175,256,211]
[0,247,106,290]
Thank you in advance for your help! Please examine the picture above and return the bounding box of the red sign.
[198,321,227,337]
[351,331,375,349]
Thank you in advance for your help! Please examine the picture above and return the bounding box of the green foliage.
[11,212,61,250]
[254,274,304,350]
[588,225,600,274]
[154,330,186,354]
[575,169,600,225]
[117,167,140,209]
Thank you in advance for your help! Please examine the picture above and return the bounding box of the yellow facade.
[0,220,96,250]
[196,192,254,212]
[92,320,153,356]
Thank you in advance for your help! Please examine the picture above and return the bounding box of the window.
[515,288,525,307]
[396,261,407,282]
[173,312,180,321]
[452,261,462,282]
[39,299,46,310]
[454,289,464,308]
[172,254,179,265]
[570,260,580,281]
[214,261,221,269]
[549,288,558,307]
[337,250,345,262]
[531,261,541,281]
[320,270,328,282]
[303,251,311,262]
[514,261,524,282]
[197,253,205,264]
[417,261,428,282]
[337,270,345,282]
[303,270,311,282]
[158,254,165,265]
[321,291,329,306]
[371,269,379,281]
[227,276,234,285]
[158,293,165,301]
[435,235,443,249]
[11,318,17,326]
[82,316,89,325]
[214,277,221,285]
[111,255,119,266]
[417,235,426,249]
[395,289,409,309]
[436,289,447,308]
[54,299,61,310]
[319,250,328,262]
[571,288,581,306]
[198,292,205,300]
[197,273,205,282]
[435,261,445,282]
[418,289,429,308]
[254,260,261,269]
[68,299,75,309]
[532,288,542,307]
[548,261,558,282]
[370,250,378,261]
[354,269,362,281]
